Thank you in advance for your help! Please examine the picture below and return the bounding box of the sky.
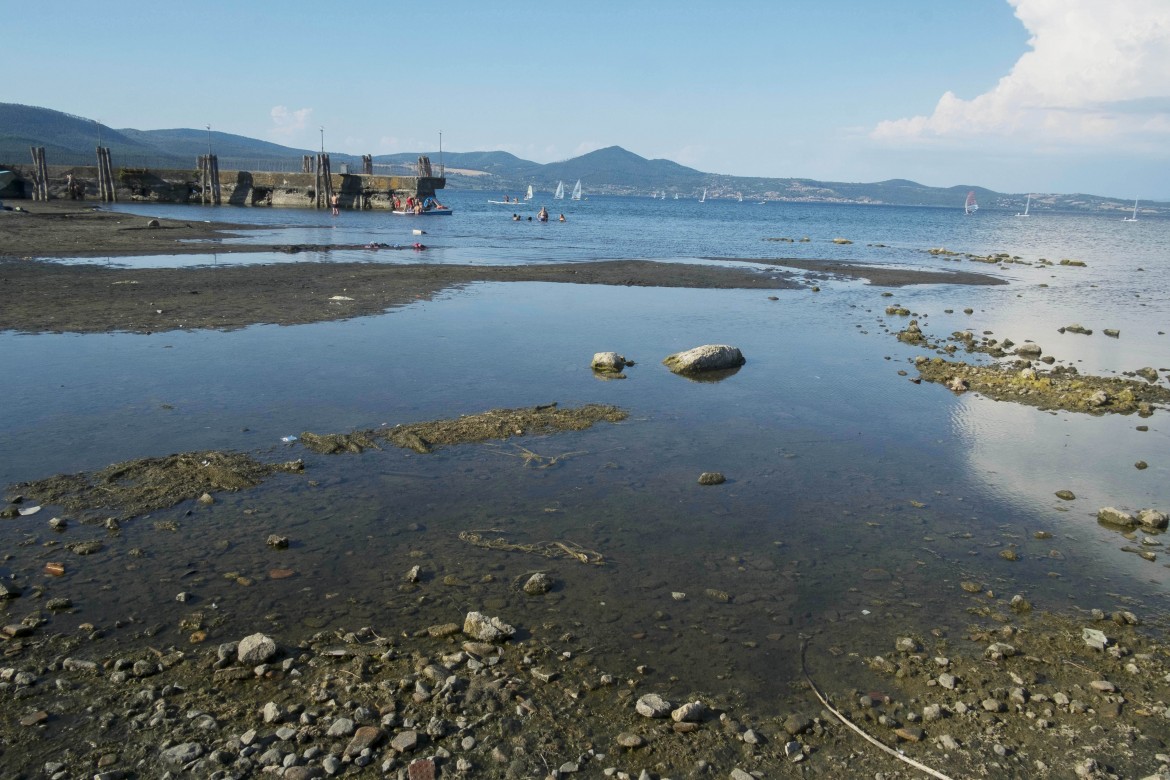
[6,0,1169,199]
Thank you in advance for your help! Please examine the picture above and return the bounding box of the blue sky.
[7,0,1169,199]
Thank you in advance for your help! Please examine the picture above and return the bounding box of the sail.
[525,185,534,201]
[699,188,706,203]
[570,180,582,200]
[554,181,564,199]
[964,191,978,214]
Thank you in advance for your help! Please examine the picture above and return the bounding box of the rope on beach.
[458,530,604,565]
[800,636,957,780]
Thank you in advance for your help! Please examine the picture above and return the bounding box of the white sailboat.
[570,180,582,200]
[699,188,706,203]
[674,193,679,200]
[554,181,564,200]
[1015,195,1031,217]
[737,193,744,202]
[1123,198,1139,221]
[524,185,534,201]
[964,191,978,215]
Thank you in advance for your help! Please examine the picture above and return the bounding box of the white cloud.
[269,106,313,139]
[872,0,1170,150]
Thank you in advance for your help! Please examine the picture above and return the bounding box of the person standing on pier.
[330,193,340,216]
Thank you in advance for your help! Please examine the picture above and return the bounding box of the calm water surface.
[2,192,1168,712]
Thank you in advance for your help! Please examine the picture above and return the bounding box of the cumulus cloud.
[269,106,313,138]
[872,0,1170,149]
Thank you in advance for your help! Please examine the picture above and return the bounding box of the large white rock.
[463,611,516,642]
[237,633,277,664]
[662,344,745,374]
[636,693,672,718]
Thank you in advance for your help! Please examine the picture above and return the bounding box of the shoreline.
[1,201,1004,335]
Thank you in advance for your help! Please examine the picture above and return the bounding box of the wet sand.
[1,200,1003,334]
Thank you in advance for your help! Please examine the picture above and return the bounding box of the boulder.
[1015,343,1042,357]
[1097,507,1137,528]
[662,344,745,375]
[591,352,629,373]
[1138,509,1169,530]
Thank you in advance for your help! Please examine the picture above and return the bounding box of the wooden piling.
[28,146,50,200]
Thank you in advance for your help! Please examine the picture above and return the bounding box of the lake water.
[2,190,1168,713]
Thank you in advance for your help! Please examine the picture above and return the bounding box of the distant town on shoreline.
[1,102,1163,216]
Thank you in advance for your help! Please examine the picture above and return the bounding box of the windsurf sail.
[964,191,978,214]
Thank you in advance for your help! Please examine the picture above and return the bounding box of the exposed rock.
[237,633,277,664]
[462,611,515,642]
[389,728,419,753]
[1097,507,1137,528]
[591,352,629,373]
[1015,343,1042,357]
[266,534,289,549]
[344,726,385,757]
[671,701,706,722]
[1138,509,1169,530]
[697,472,725,486]
[635,693,672,718]
[662,344,745,375]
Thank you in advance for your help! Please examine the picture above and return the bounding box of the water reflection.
[5,198,1170,718]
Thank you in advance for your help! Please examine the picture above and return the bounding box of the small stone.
[1089,680,1116,693]
[390,729,418,753]
[198,493,215,505]
[616,732,646,749]
[895,636,921,653]
[237,633,278,664]
[896,727,925,742]
[939,734,961,750]
[743,728,764,744]
[345,726,386,757]
[697,472,726,486]
[522,572,553,595]
[671,701,705,723]
[635,693,672,718]
[327,717,355,737]
[982,699,1005,712]
[1055,490,1076,501]
[266,534,289,549]
[462,611,515,642]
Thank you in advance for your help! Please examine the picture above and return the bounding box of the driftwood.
[800,637,957,780]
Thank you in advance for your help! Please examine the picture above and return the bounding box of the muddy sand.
[1,201,1002,335]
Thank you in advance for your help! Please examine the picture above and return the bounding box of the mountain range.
[1,102,1160,215]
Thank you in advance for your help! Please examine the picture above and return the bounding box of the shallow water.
[3,193,1169,713]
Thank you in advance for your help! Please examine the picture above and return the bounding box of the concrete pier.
[1,164,445,210]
